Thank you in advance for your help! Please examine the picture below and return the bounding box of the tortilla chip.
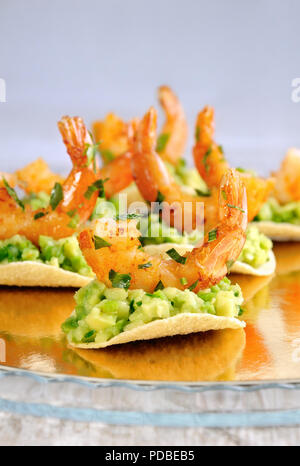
[252,221,300,242]
[73,328,246,381]
[144,243,276,277]
[71,312,245,349]
[0,262,93,288]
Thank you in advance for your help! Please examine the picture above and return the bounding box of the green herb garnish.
[138,262,152,269]
[156,133,170,153]
[226,259,235,271]
[156,191,165,203]
[109,269,132,290]
[154,280,164,291]
[189,280,199,291]
[94,236,112,250]
[3,178,25,211]
[221,190,227,200]
[203,146,212,173]
[84,179,107,200]
[84,142,100,173]
[195,126,200,142]
[227,204,245,213]
[82,330,96,343]
[166,248,187,265]
[101,149,115,163]
[195,188,211,197]
[50,183,63,211]
[208,228,218,242]
[180,277,188,286]
[34,212,47,220]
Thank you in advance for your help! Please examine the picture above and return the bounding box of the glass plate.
[1,242,300,393]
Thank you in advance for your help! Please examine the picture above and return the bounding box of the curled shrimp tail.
[158,86,188,165]
[58,116,92,168]
[132,107,173,203]
[193,106,229,188]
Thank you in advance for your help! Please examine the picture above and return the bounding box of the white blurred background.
[0,0,299,174]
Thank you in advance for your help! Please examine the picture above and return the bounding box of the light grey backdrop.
[0,0,299,174]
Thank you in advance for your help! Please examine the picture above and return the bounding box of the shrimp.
[131,107,216,232]
[273,148,300,204]
[193,106,274,221]
[79,168,247,293]
[93,113,139,163]
[157,85,188,166]
[16,158,64,195]
[0,116,101,244]
[97,118,138,198]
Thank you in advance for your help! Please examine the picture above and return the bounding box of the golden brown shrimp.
[157,85,188,166]
[79,168,247,293]
[273,148,300,204]
[131,107,216,232]
[16,158,64,195]
[93,113,139,163]
[193,106,274,221]
[0,116,100,244]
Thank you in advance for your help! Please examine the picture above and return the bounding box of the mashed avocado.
[23,191,50,210]
[0,234,94,277]
[139,214,202,246]
[0,235,40,263]
[62,277,243,345]
[166,159,209,195]
[255,198,300,225]
[238,226,273,268]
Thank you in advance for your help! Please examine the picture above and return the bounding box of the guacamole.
[238,226,273,268]
[23,191,50,210]
[166,159,209,195]
[139,214,203,246]
[62,277,243,345]
[255,198,300,225]
[0,235,94,277]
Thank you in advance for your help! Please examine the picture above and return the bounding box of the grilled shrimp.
[79,168,247,293]
[0,116,101,244]
[157,85,188,166]
[131,107,217,232]
[193,106,274,221]
[273,148,300,204]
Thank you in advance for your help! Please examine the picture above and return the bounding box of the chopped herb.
[195,188,211,197]
[109,269,132,290]
[50,183,63,211]
[156,133,170,153]
[34,212,47,220]
[208,228,218,242]
[226,259,235,271]
[138,262,152,269]
[67,214,80,229]
[101,149,115,163]
[154,280,164,291]
[84,179,108,200]
[156,191,165,203]
[180,277,188,286]
[136,301,143,307]
[84,142,100,173]
[94,235,112,250]
[238,307,244,317]
[227,204,245,213]
[189,280,199,291]
[218,145,224,154]
[116,213,142,221]
[221,190,227,200]
[3,178,25,211]
[203,146,212,173]
[67,209,77,218]
[82,330,96,343]
[166,248,187,264]
[195,126,201,142]
[236,167,246,173]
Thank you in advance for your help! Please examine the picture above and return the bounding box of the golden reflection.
[274,242,300,275]
[73,328,246,382]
